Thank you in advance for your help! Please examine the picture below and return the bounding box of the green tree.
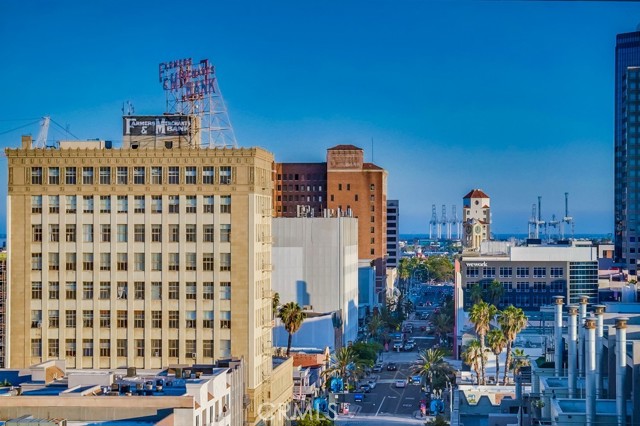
[272,292,280,317]
[367,315,384,341]
[351,341,382,366]
[487,280,504,306]
[468,301,497,385]
[323,347,367,387]
[462,339,485,385]
[412,348,455,392]
[510,348,530,377]
[486,328,507,384]
[278,302,306,356]
[497,305,528,385]
[433,313,453,344]
[425,416,450,426]
[295,410,333,426]
[469,284,484,304]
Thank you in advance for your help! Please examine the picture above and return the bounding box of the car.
[387,362,398,371]
[410,375,422,385]
[395,379,407,388]
[367,380,377,390]
[393,340,404,351]
[354,393,365,402]
[359,383,371,393]
[403,342,415,351]
[372,363,384,373]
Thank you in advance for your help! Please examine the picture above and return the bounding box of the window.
[533,267,546,278]
[117,196,128,213]
[134,195,145,213]
[48,167,60,185]
[466,267,479,278]
[203,282,214,300]
[117,167,128,184]
[49,310,59,328]
[152,339,162,357]
[184,224,197,242]
[116,224,127,243]
[203,340,214,358]
[134,167,145,184]
[186,253,197,271]
[32,253,42,270]
[66,339,76,357]
[99,281,110,299]
[220,311,231,329]
[169,225,179,242]
[169,195,179,213]
[49,253,59,270]
[220,166,232,184]
[151,253,162,271]
[66,195,77,213]
[169,282,179,300]
[151,195,162,213]
[83,224,94,242]
[100,195,111,213]
[151,225,162,242]
[186,311,197,328]
[65,167,76,185]
[31,310,42,328]
[151,166,162,184]
[49,195,60,214]
[203,311,214,328]
[99,166,111,184]
[166,311,180,332]
[49,281,59,299]
[203,225,214,242]
[220,195,231,213]
[203,167,214,184]
[100,224,111,242]
[168,166,179,184]
[186,340,197,359]
[169,340,179,358]
[83,339,93,357]
[83,253,94,271]
[83,281,93,299]
[31,167,43,184]
[32,339,42,357]
[66,253,76,271]
[370,216,375,223]
[49,224,60,242]
[66,224,76,242]
[82,167,94,184]
[220,253,231,271]
[117,310,127,328]
[338,184,342,191]
[66,310,76,328]
[499,267,513,278]
[220,340,231,358]
[135,339,144,357]
[516,267,529,278]
[550,267,563,278]
[370,248,375,255]
[483,267,496,278]
[83,310,93,328]
[134,282,145,300]
[169,253,180,271]
[134,224,145,242]
[185,167,196,184]
[48,339,59,358]
[203,195,214,213]
[186,195,196,213]
[151,311,162,328]
[65,281,77,300]
[220,224,231,242]
[370,184,375,191]
[117,339,127,357]
[134,311,144,328]
[134,253,145,271]
[220,282,231,300]
[117,253,128,271]
[100,310,110,328]
[32,281,42,299]
[32,195,42,213]
[186,282,197,299]
[32,224,42,242]
[203,253,215,271]
[83,195,94,213]
[151,282,162,300]
[100,252,111,271]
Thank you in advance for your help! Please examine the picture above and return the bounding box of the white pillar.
[554,296,564,377]
[578,295,588,379]
[585,317,596,426]
[568,305,578,398]
[594,305,606,398]
[616,317,629,426]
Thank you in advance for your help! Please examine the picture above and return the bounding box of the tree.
[351,341,382,367]
[497,305,527,385]
[272,292,280,317]
[468,301,497,385]
[487,280,504,306]
[323,347,366,388]
[295,410,333,426]
[278,302,306,356]
[462,339,485,385]
[412,348,455,392]
[367,315,384,341]
[510,348,530,377]
[469,284,484,304]
[486,328,507,384]
[433,313,453,344]
[425,416,450,426]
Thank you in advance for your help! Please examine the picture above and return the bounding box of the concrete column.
[585,317,596,426]
[554,296,564,377]
[568,305,578,398]
[579,295,589,379]
[594,305,606,398]
[616,317,629,426]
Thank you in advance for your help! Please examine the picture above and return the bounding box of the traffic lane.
[380,380,422,416]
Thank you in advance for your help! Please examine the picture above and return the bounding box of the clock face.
[474,224,482,235]
[465,225,472,234]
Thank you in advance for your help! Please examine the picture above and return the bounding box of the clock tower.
[462,189,491,251]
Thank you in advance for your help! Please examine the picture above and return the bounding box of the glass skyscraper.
[615,30,640,274]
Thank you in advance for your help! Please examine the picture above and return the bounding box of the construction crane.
[562,192,575,240]
[429,204,438,240]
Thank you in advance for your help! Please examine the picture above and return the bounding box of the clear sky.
[0,0,638,235]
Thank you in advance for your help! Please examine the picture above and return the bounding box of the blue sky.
[0,0,638,235]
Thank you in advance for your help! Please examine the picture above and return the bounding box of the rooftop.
[327,144,362,151]
[463,189,490,199]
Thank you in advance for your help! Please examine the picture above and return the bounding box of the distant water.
[400,233,612,241]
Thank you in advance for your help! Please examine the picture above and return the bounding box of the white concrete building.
[272,217,359,346]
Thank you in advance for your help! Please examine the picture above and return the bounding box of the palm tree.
[412,348,454,391]
[462,339,485,385]
[367,315,383,341]
[278,302,306,356]
[468,301,497,385]
[487,280,504,306]
[486,328,507,384]
[469,283,484,304]
[497,305,527,385]
[272,292,280,318]
[323,347,366,388]
[433,312,453,342]
[510,348,530,377]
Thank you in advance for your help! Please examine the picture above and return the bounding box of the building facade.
[5,134,290,425]
[386,200,399,269]
[462,189,491,251]
[615,30,640,273]
[0,252,5,368]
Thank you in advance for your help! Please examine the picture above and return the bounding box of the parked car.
[367,380,377,390]
[403,341,415,351]
[372,363,384,373]
[354,393,365,402]
[387,362,398,371]
[360,383,371,393]
[393,340,404,351]
[395,379,407,388]
[410,375,422,385]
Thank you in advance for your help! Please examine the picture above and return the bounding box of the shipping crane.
[429,204,438,239]
[562,192,575,240]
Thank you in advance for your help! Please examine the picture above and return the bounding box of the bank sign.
[123,115,192,136]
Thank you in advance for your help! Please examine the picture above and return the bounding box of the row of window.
[31,281,231,300]
[32,223,231,244]
[31,338,226,358]
[466,266,564,278]
[277,195,323,203]
[31,252,231,272]
[465,281,564,291]
[31,195,231,215]
[276,184,323,192]
[31,166,234,186]
[277,173,326,181]
[31,309,231,329]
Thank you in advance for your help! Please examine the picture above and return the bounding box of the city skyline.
[1,0,640,234]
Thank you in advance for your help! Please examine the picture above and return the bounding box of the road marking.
[405,397,416,400]
[387,396,398,399]
[375,396,386,416]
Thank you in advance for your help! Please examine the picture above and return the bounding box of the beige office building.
[5,132,292,424]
